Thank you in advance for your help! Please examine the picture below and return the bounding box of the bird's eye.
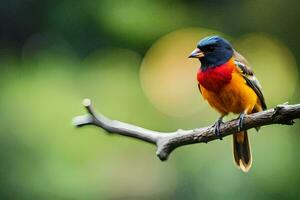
[202,45,215,53]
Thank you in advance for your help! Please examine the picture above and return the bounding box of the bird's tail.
[233,131,252,172]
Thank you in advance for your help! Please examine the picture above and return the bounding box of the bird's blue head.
[189,36,234,70]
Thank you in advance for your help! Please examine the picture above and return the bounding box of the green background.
[1,0,299,199]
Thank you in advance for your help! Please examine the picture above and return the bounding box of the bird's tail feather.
[233,131,252,172]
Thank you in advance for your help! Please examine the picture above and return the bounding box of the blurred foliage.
[0,0,300,199]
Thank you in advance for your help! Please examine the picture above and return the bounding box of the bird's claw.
[237,113,245,132]
[214,118,224,140]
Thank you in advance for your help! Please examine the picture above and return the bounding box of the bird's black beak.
[188,48,204,58]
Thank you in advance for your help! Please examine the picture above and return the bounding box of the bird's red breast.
[197,58,235,92]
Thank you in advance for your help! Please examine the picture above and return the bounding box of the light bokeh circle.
[140,29,298,118]
[140,28,227,117]
[234,33,298,107]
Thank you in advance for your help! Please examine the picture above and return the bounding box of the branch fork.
[73,99,300,161]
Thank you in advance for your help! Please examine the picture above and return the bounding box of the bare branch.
[73,99,300,161]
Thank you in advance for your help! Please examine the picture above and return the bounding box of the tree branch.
[73,99,300,161]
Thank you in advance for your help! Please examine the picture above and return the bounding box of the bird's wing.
[233,50,267,110]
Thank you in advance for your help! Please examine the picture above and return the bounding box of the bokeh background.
[1,0,300,199]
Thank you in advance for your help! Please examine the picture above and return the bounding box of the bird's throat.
[197,59,235,92]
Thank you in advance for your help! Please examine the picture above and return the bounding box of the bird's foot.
[213,117,224,140]
[237,113,246,132]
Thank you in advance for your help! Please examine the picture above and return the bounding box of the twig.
[73,99,300,161]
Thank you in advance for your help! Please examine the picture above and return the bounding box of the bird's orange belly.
[200,72,258,115]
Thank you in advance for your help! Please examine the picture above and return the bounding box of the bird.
[189,36,267,172]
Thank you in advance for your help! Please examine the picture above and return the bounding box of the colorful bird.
[189,36,267,172]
